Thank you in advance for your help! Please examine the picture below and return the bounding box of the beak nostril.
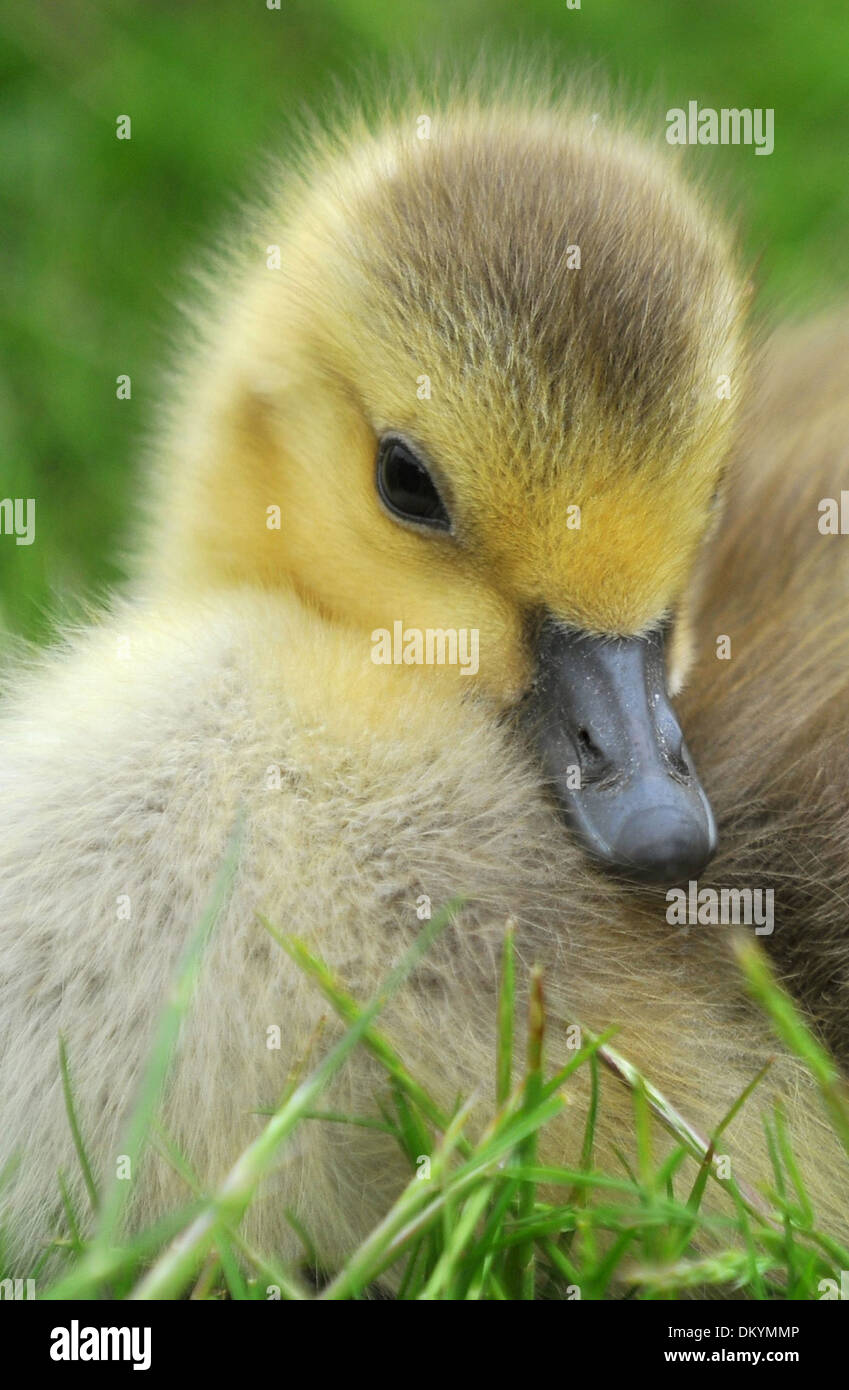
[576,726,601,757]
[575,726,612,782]
[667,743,691,780]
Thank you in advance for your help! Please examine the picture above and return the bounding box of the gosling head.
[151,98,747,885]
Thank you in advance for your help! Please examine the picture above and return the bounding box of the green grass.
[2,0,849,643]
[4,885,848,1301]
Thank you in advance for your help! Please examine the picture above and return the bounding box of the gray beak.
[525,618,717,885]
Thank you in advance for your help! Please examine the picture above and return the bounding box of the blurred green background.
[2,0,848,642]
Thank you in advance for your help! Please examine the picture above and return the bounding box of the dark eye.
[376,436,451,531]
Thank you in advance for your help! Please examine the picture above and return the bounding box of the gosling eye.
[376,436,451,531]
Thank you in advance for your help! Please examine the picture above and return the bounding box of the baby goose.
[144,97,744,883]
[0,96,846,1276]
[682,311,849,1071]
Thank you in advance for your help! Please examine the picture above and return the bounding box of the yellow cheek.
[285,516,529,702]
[479,474,713,635]
[251,401,530,701]
[666,615,695,694]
